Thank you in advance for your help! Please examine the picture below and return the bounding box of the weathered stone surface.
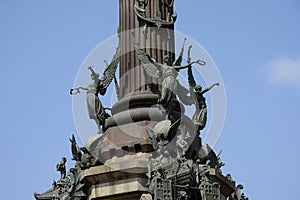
[81,155,150,200]
[208,168,236,197]
[88,178,148,200]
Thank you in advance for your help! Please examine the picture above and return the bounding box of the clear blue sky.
[1,1,299,199]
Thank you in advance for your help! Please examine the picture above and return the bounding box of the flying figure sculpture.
[70,47,119,130]
[134,37,205,120]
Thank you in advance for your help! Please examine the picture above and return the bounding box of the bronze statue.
[70,66,110,130]
[69,134,97,170]
[70,134,82,164]
[215,149,225,170]
[158,56,204,119]
[134,4,177,28]
[70,47,119,130]
[229,184,249,200]
[158,55,203,105]
[185,45,219,132]
[56,157,67,181]
[162,0,176,22]
[136,0,149,9]
[191,83,219,132]
[145,118,182,151]
[134,37,205,119]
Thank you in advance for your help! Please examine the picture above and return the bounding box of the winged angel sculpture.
[134,37,205,119]
[186,45,219,132]
[70,47,120,130]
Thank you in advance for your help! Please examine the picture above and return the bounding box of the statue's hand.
[70,88,80,95]
[195,59,206,66]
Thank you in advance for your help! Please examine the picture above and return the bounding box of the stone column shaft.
[119,0,175,98]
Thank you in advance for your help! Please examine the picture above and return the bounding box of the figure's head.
[163,55,170,64]
[237,184,244,189]
[195,85,202,91]
[157,148,161,154]
[91,73,99,80]
[164,150,169,156]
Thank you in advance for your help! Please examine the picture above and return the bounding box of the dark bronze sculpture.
[70,134,97,170]
[134,38,205,120]
[186,46,219,132]
[56,157,67,181]
[34,135,95,200]
[136,0,149,9]
[70,66,109,130]
[229,184,249,200]
[35,158,86,200]
[134,4,177,28]
[35,0,249,199]
[215,150,225,170]
[191,83,219,132]
[70,47,119,130]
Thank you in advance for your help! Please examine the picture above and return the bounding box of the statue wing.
[134,41,160,79]
[101,46,120,91]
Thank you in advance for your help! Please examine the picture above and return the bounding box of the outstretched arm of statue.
[174,59,206,70]
[70,87,88,95]
[202,82,219,94]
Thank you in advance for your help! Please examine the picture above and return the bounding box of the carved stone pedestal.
[81,154,150,200]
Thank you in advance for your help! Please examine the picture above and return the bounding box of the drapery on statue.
[70,47,119,130]
[133,36,205,120]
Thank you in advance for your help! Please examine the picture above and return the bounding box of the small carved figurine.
[215,149,225,170]
[226,174,234,183]
[56,157,67,181]
[229,184,249,200]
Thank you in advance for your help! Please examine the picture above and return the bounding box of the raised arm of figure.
[88,66,99,80]
[174,59,206,71]
[201,82,219,94]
